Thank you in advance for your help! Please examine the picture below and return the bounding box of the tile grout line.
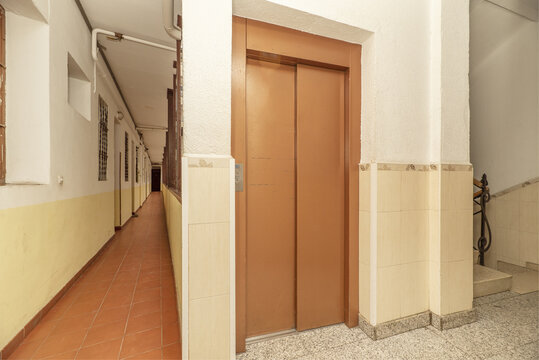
[74,219,139,360]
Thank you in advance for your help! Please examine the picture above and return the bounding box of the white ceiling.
[80,0,179,163]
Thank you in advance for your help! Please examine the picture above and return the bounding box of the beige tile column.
[182,156,235,359]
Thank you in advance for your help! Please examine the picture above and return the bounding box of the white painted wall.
[470,0,539,194]
[5,12,50,184]
[182,0,232,156]
[229,0,471,164]
[0,0,150,210]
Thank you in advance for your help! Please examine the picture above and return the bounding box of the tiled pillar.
[358,162,475,339]
[182,156,235,359]
[430,164,475,330]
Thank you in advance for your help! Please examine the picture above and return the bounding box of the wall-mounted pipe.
[162,0,182,40]
[136,125,168,131]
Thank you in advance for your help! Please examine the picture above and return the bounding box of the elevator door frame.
[232,17,362,353]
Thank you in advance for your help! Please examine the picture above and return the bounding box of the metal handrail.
[473,174,492,266]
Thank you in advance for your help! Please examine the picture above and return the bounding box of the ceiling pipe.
[162,0,182,40]
[91,28,177,92]
[136,125,168,131]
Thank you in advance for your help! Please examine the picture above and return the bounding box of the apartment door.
[244,59,345,338]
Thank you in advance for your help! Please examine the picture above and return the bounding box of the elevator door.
[296,64,345,331]
[245,59,345,338]
[246,59,296,337]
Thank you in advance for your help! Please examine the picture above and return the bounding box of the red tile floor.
[9,193,181,359]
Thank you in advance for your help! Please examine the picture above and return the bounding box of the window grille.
[98,96,108,181]
[124,132,129,181]
[135,146,139,183]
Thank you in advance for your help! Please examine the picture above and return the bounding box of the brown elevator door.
[245,59,296,337]
[296,64,345,331]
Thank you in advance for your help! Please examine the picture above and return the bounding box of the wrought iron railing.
[473,174,492,266]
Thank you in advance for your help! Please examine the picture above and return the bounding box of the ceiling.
[79,0,179,163]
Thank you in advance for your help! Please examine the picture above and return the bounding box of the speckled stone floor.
[237,291,538,360]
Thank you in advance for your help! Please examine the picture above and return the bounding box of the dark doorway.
[152,168,161,192]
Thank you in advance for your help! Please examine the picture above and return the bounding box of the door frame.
[232,17,361,353]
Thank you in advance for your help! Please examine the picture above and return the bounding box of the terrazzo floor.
[237,291,538,360]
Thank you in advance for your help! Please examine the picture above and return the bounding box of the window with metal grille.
[98,96,108,181]
[0,6,6,185]
[135,146,139,183]
[124,132,129,181]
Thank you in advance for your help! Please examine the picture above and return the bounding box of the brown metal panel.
[232,16,247,353]
[246,19,350,68]
[246,59,296,337]
[296,64,345,331]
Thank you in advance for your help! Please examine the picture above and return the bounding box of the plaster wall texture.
[193,0,472,165]
[470,0,539,193]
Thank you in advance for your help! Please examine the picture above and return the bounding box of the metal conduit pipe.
[162,0,182,41]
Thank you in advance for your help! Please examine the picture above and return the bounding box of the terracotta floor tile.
[52,312,96,336]
[8,194,181,360]
[76,338,122,359]
[42,350,78,359]
[94,305,130,326]
[33,329,87,359]
[123,348,162,360]
[131,299,161,318]
[162,322,180,346]
[162,342,181,360]
[22,319,58,344]
[126,311,161,334]
[120,328,162,359]
[84,320,126,346]
[133,288,161,304]
[8,340,42,360]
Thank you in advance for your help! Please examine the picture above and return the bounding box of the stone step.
[473,264,512,298]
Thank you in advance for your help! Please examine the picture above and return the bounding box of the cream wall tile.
[519,201,538,233]
[401,171,429,210]
[499,228,520,264]
[401,210,428,263]
[377,212,401,267]
[441,210,472,262]
[188,167,230,224]
[452,171,473,211]
[496,199,519,230]
[429,169,440,210]
[189,294,230,360]
[359,262,371,322]
[359,168,371,212]
[520,182,538,202]
[377,265,401,323]
[400,261,429,317]
[359,211,370,265]
[429,210,441,261]
[440,261,451,315]
[377,170,401,212]
[440,170,452,211]
[447,259,473,313]
[189,223,230,300]
[429,261,441,315]
[519,231,538,265]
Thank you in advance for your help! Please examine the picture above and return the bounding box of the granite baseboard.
[358,309,477,340]
[358,311,431,340]
[431,309,477,331]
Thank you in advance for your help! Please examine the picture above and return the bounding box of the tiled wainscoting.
[473,179,539,269]
[359,163,474,338]
[181,156,235,360]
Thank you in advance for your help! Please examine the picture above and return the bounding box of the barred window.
[135,146,139,183]
[97,96,108,181]
[124,132,129,181]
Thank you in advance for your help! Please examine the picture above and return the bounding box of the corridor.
[8,194,181,360]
